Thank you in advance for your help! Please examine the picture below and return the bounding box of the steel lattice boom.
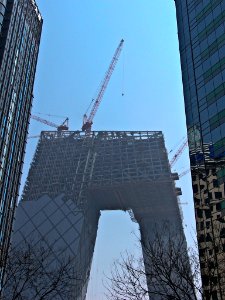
[82,39,124,132]
[31,115,69,131]
[31,115,59,129]
[170,138,188,168]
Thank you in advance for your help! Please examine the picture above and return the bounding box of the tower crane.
[82,39,124,132]
[30,115,69,131]
[170,138,188,168]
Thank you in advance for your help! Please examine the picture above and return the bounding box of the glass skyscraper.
[0,0,42,282]
[175,1,225,299]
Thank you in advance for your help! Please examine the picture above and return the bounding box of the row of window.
[195,0,222,23]
[197,9,225,42]
[206,82,225,105]
[209,108,225,130]
[200,34,225,63]
[203,56,225,83]
[187,0,203,12]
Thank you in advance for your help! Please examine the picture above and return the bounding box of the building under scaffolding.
[11,131,184,299]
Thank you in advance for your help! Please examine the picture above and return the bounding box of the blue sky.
[22,0,195,298]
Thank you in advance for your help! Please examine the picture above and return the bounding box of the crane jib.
[82,39,124,132]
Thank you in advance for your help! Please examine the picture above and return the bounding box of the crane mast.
[82,39,124,132]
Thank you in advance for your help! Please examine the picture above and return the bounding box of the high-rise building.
[0,0,42,281]
[175,1,225,298]
[11,130,187,299]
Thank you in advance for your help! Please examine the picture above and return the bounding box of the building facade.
[11,130,186,299]
[175,0,225,298]
[0,0,42,282]
[0,1,7,31]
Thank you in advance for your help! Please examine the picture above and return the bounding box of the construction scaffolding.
[23,131,173,205]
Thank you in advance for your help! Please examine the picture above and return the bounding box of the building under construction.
[11,130,185,299]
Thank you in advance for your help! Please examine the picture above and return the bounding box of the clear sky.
[22,0,196,298]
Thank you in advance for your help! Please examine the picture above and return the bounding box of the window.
[198,10,225,42]
[206,83,225,105]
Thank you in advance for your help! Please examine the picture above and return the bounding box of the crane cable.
[84,99,95,116]
[121,50,125,96]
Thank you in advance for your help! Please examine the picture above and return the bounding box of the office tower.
[175,1,225,298]
[0,0,42,281]
[11,130,186,299]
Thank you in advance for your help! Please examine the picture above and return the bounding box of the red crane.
[30,115,69,131]
[170,138,188,168]
[82,39,124,132]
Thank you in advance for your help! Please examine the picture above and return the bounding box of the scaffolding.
[22,131,172,207]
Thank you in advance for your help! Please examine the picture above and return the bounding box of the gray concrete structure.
[13,130,184,299]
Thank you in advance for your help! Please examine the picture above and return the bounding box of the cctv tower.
[11,130,185,299]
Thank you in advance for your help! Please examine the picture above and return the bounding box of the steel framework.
[15,130,184,300]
